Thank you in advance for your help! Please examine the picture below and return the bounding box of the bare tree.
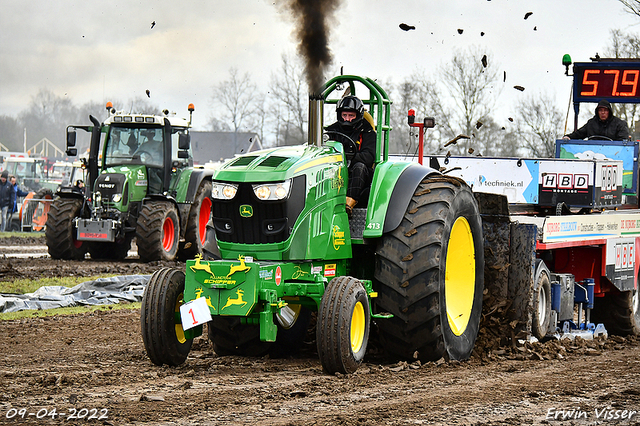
[124,97,160,115]
[603,29,640,139]
[18,89,79,152]
[435,47,502,155]
[387,72,442,158]
[206,116,231,132]
[251,93,269,147]
[269,53,308,146]
[619,0,640,17]
[210,68,260,153]
[212,68,258,133]
[78,100,115,122]
[0,115,23,151]
[515,93,564,158]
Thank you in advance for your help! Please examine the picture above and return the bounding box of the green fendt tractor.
[45,104,215,262]
[141,75,484,374]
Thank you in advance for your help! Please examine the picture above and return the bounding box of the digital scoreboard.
[573,61,640,103]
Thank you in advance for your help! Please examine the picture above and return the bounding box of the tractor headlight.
[252,180,291,200]
[212,182,238,200]
[112,193,122,203]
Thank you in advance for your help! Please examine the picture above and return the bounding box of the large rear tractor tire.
[592,287,640,336]
[317,276,370,374]
[208,305,311,358]
[141,267,192,366]
[179,180,213,260]
[45,197,87,260]
[374,177,484,362]
[136,201,179,262]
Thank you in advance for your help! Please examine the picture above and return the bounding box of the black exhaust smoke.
[280,0,341,95]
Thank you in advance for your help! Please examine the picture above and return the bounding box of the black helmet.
[336,96,364,131]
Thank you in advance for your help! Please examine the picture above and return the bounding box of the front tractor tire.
[179,180,212,260]
[317,276,371,375]
[141,267,192,366]
[136,201,179,262]
[45,197,87,260]
[375,177,484,363]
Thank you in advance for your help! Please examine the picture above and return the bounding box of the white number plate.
[180,297,212,330]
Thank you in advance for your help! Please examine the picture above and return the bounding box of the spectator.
[9,175,29,227]
[0,170,15,232]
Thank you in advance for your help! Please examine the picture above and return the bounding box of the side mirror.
[66,148,78,156]
[178,133,190,150]
[67,130,77,148]
[178,150,189,159]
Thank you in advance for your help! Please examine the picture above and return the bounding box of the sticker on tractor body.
[324,263,336,277]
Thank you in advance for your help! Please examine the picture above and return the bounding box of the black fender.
[87,115,102,194]
[185,169,215,203]
[179,169,215,239]
[383,164,440,233]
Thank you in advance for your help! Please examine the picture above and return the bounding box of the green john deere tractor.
[141,75,484,374]
[45,104,216,262]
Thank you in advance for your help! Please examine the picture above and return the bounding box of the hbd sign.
[615,242,634,270]
[601,165,618,192]
[542,173,589,190]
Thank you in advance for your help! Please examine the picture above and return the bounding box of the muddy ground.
[1,235,640,425]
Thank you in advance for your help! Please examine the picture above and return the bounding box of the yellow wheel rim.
[445,217,476,336]
[174,293,187,344]
[350,301,366,353]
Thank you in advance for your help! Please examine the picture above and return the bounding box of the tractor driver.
[134,129,164,193]
[325,95,376,216]
[134,129,164,166]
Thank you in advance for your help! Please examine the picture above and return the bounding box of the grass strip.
[0,302,141,321]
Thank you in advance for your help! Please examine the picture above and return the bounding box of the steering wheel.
[587,135,613,141]
[134,150,155,163]
[324,130,358,164]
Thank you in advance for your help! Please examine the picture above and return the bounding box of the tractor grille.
[213,175,306,244]
[94,173,125,207]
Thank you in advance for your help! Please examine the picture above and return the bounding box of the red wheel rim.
[198,197,212,244]
[162,216,175,252]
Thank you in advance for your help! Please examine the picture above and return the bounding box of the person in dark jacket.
[8,175,29,226]
[563,99,629,141]
[325,96,376,215]
[0,170,16,232]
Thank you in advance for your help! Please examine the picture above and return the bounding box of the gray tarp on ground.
[0,275,150,313]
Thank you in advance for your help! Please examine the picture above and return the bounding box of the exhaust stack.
[308,94,324,147]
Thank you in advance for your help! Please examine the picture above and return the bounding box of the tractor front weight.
[183,255,362,342]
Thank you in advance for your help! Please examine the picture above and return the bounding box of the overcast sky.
[1,0,639,132]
